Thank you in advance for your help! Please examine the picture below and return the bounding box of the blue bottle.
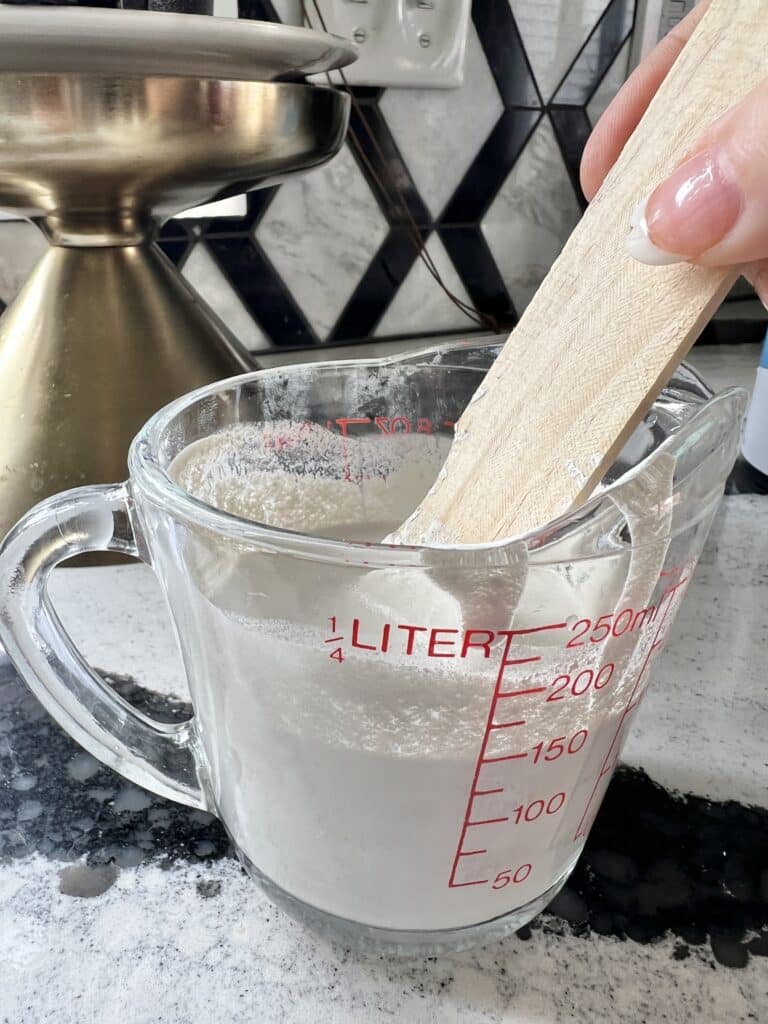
[742,328,768,477]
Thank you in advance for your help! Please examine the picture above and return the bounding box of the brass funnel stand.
[0,73,350,539]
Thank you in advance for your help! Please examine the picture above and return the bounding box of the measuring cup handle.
[0,484,210,810]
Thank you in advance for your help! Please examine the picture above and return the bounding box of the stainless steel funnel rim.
[0,5,357,80]
[0,70,346,86]
[0,77,350,239]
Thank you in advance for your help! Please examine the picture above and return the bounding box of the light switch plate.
[312,0,471,89]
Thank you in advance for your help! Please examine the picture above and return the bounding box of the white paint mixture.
[167,423,678,931]
[171,420,448,542]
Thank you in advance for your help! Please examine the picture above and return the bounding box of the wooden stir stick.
[395,0,765,546]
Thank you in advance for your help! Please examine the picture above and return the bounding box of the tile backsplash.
[0,0,639,350]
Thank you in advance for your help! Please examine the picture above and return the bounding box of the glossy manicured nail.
[627,148,744,265]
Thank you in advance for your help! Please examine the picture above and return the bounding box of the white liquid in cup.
[168,424,680,931]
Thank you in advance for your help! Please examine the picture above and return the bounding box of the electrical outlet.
[311,0,471,89]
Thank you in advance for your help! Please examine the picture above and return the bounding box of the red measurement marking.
[277,414,468,442]
[489,720,526,731]
[468,817,510,827]
[335,417,372,437]
[338,621,570,660]
[482,752,529,764]
[458,849,487,857]
[374,416,412,435]
[571,577,689,841]
[498,686,547,698]
[390,416,411,433]
[516,622,568,635]
[448,621,566,889]
[324,617,346,665]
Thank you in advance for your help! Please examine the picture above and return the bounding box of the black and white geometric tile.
[155,0,640,350]
[1,1,762,350]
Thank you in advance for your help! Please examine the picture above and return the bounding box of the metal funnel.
[0,13,353,539]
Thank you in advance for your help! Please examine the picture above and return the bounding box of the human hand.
[580,0,768,304]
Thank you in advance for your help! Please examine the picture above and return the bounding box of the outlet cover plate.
[313,0,471,89]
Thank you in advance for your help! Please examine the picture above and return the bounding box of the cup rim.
[128,345,747,569]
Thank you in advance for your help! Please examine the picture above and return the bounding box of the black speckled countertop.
[1,347,767,1024]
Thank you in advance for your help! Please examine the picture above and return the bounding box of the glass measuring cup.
[0,341,746,954]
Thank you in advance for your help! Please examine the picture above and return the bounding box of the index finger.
[580,0,711,201]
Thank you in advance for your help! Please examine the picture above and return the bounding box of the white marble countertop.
[1,345,767,1024]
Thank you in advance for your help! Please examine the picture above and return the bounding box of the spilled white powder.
[2,855,761,1024]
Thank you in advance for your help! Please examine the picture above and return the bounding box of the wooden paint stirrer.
[394,0,765,545]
